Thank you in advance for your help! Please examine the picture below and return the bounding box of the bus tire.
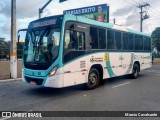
[131,63,139,79]
[86,68,100,90]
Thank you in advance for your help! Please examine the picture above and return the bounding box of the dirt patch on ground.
[153,58,160,64]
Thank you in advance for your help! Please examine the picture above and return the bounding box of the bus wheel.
[86,68,100,90]
[131,64,139,79]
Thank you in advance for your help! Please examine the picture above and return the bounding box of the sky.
[0,0,160,41]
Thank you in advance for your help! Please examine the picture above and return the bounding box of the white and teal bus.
[19,14,152,89]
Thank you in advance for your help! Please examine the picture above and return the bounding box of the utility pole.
[138,3,149,32]
[10,0,17,79]
[39,0,52,18]
[113,18,116,24]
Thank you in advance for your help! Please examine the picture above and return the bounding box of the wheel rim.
[89,72,98,87]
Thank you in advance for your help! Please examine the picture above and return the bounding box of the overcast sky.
[0,0,160,41]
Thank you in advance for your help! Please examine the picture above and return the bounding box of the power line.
[149,6,160,16]
[146,18,160,21]
[144,4,160,21]
[123,0,137,6]
[131,0,140,5]
[149,5,160,15]
[148,10,159,19]
[117,17,160,24]
[139,0,145,4]
[115,1,160,28]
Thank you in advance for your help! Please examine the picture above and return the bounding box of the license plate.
[30,81,37,85]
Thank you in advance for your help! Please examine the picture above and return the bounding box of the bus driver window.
[70,30,78,50]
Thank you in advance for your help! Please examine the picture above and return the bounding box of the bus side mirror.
[18,35,20,43]
[17,29,28,43]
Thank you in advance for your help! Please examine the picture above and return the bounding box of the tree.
[0,37,10,59]
[0,37,24,59]
[152,27,160,51]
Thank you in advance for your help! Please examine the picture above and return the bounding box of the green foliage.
[0,37,24,59]
[152,27,160,51]
[0,38,9,49]
[0,38,10,59]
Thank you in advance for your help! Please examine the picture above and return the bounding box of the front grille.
[24,63,50,70]
[25,76,44,85]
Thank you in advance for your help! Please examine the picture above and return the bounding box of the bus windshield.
[24,28,60,64]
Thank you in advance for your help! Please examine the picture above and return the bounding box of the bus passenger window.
[123,33,129,50]
[135,35,143,50]
[64,30,85,52]
[144,37,151,51]
[129,34,133,50]
[107,30,115,49]
[90,27,98,49]
[98,29,106,49]
[115,31,121,50]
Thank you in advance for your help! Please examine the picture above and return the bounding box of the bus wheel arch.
[86,64,103,90]
[90,64,103,81]
[131,61,140,79]
[134,61,140,72]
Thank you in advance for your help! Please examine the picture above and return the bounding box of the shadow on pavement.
[23,73,147,97]
[24,83,86,98]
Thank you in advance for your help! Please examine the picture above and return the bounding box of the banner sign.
[1,111,159,118]
[64,4,109,23]
[29,16,63,29]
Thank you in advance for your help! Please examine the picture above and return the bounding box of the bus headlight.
[48,66,58,76]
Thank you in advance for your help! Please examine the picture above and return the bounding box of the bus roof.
[28,15,63,29]
[28,14,150,37]
[63,14,150,37]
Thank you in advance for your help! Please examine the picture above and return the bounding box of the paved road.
[0,64,160,120]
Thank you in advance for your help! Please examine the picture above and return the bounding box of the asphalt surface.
[0,64,160,120]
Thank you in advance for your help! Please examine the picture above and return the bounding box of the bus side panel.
[121,53,134,75]
[142,52,152,70]
[63,57,87,87]
[133,52,144,71]
[87,52,131,80]
[108,52,123,77]
[44,68,64,88]
[87,53,110,80]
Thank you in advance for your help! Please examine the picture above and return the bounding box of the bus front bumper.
[22,73,63,88]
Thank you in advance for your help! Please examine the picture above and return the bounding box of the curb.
[0,78,22,83]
